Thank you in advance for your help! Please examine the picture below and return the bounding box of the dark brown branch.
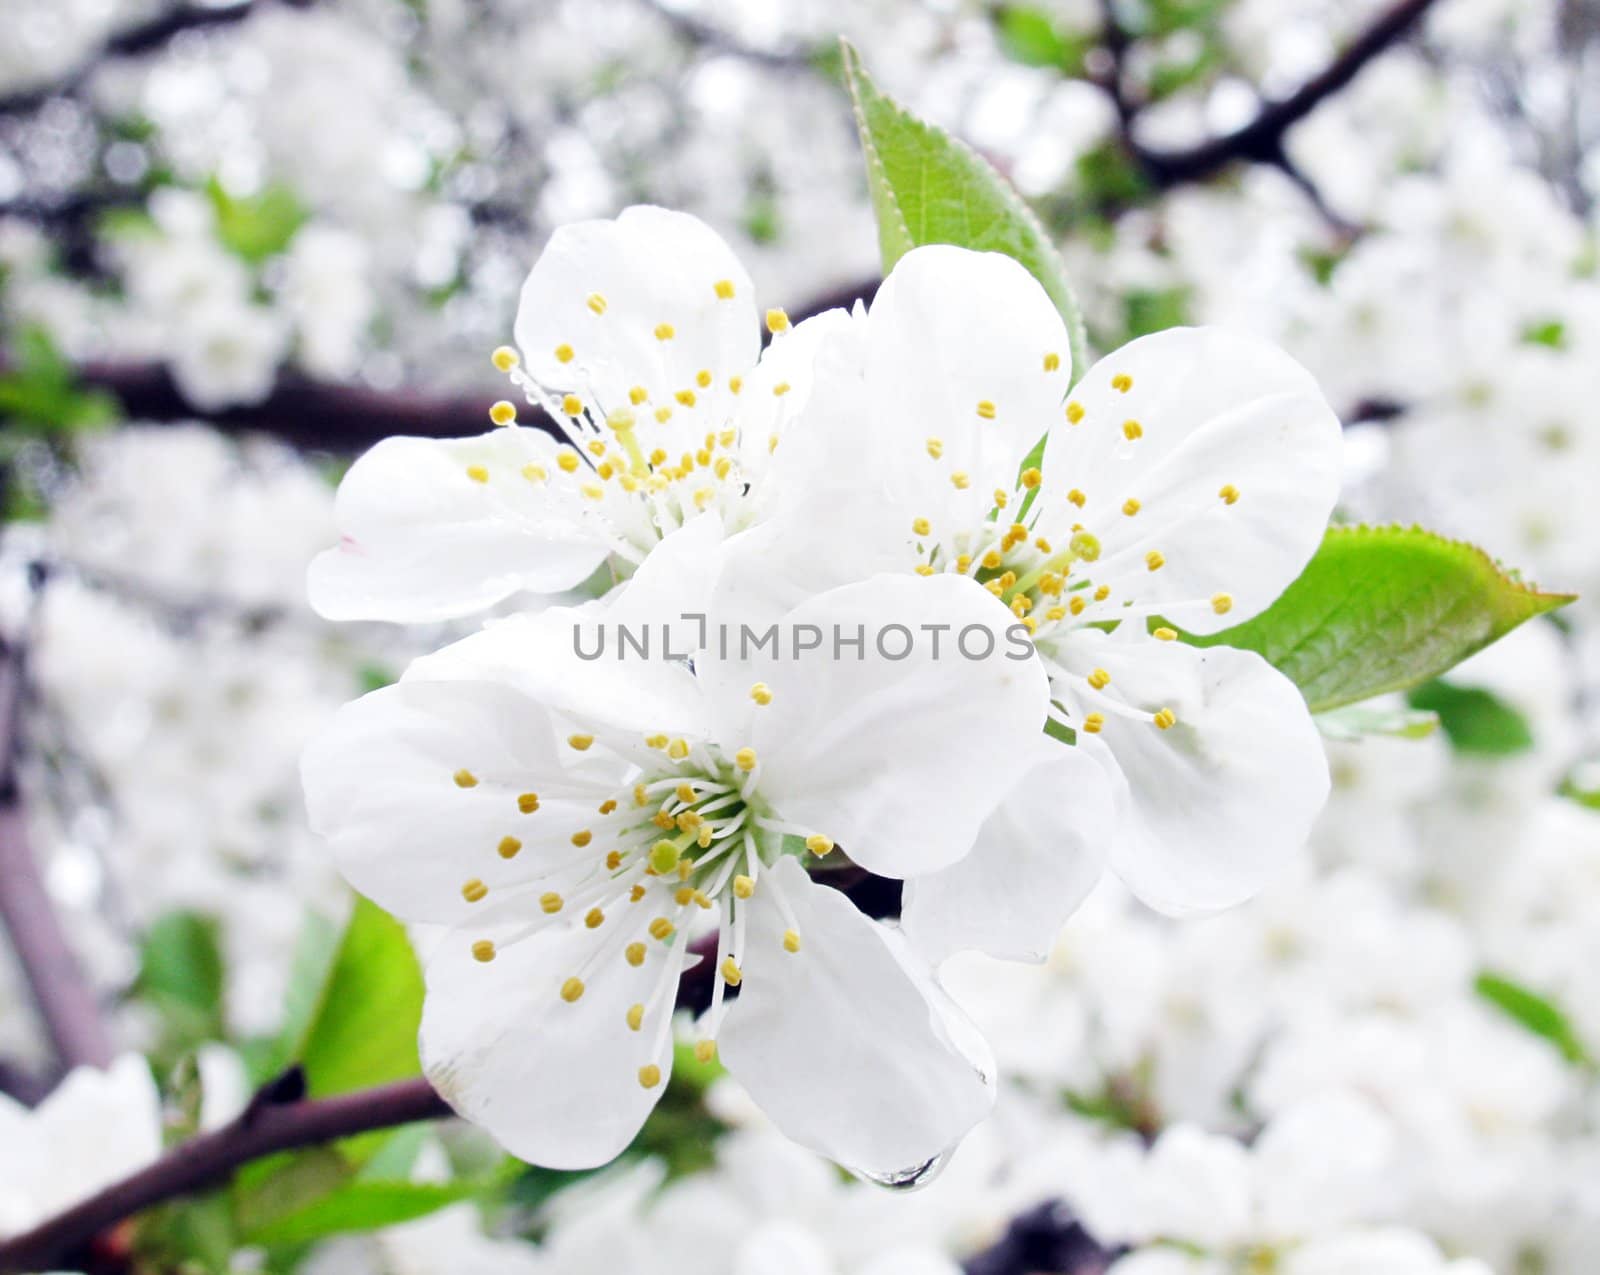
[1109,0,1441,187]
[0,1070,449,1273]
[0,4,268,117]
[0,612,114,1072]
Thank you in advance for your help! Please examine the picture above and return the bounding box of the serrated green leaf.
[1475,972,1589,1065]
[840,40,1087,380]
[1405,680,1534,757]
[1191,525,1574,713]
[295,897,424,1099]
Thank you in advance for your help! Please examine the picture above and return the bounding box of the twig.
[0,4,267,117]
[0,589,114,1072]
[0,1069,449,1273]
[1101,0,1440,200]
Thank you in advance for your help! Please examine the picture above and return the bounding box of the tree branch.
[0,1070,449,1273]
[1108,0,1441,188]
[0,591,114,1073]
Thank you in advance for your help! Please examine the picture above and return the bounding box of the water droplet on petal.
[851,1146,954,1192]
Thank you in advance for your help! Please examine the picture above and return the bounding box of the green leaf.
[1314,703,1439,743]
[994,6,1090,72]
[1475,972,1589,1065]
[1405,680,1534,757]
[136,910,227,1052]
[0,324,120,438]
[1561,762,1600,811]
[293,897,425,1099]
[1190,525,1575,713]
[239,1164,516,1248]
[206,178,307,265]
[840,40,1088,380]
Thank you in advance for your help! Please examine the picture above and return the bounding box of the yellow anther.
[649,917,675,941]
[1145,551,1165,572]
[1083,713,1106,734]
[926,437,944,459]
[1154,708,1177,730]
[565,734,594,753]
[773,381,792,397]
[491,345,519,372]
[1094,584,1110,601]
[522,464,547,482]
[1021,467,1042,489]
[453,769,478,789]
[560,977,585,1002]
[638,1063,661,1088]
[655,407,672,423]
[645,734,669,750]
[729,376,743,394]
[986,580,1005,596]
[720,957,743,986]
[1122,498,1141,516]
[675,885,694,906]
[598,798,618,815]
[734,875,755,899]
[1011,596,1032,618]
[606,409,636,434]
[586,292,607,315]
[955,554,973,573]
[650,841,680,874]
[580,481,604,501]
[976,400,997,420]
[630,884,646,902]
[490,400,517,426]
[625,385,647,406]
[466,465,489,484]
[735,747,758,772]
[1044,352,1061,372]
[555,343,575,363]
[998,570,1017,589]
[471,940,496,963]
[652,811,676,831]
[634,783,650,806]
[625,942,647,967]
[783,928,802,953]
[1045,606,1066,621]
[1069,596,1087,616]
[750,682,773,705]
[498,836,522,860]
[1219,483,1240,505]
[1212,592,1234,615]
[556,450,580,473]
[694,1039,717,1063]
[951,471,971,490]
[587,439,607,456]
[910,517,932,538]
[540,892,563,914]
[654,323,675,341]
[1154,626,1177,641]
[1040,573,1063,596]
[627,1004,645,1032]
[461,878,487,903]
[675,782,697,803]
[1067,488,1086,508]
[714,278,736,299]
[678,859,694,881]
[605,850,624,871]
[667,738,690,760]
[981,548,1004,570]
[517,792,540,813]
[805,834,834,857]
[571,829,593,848]
[1088,668,1110,690]
[693,368,712,389]
[1123,420,1144,440]
[765,308,790,333]
[994,489,1009,509]
[692,890,712,909]
[915,564,935,577]
[559,394,582,417]
[675,389,697,408]
[1066,401,1085,424]
[1022,616,1038,633]
[1070,531,1102,562]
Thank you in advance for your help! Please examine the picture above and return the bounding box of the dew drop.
[852,1146,954,1192]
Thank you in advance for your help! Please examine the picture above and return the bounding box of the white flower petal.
[865,245,1071,529]
[709,573,1049,877]
[514,206,758,423]
[1082,639,1329,916]
[1040,328,1341,633]
[420,906,677,1170]
[308,431,611,623]
[302,681,624,925]
[718,858,995,1179]
[901,739,1116,964]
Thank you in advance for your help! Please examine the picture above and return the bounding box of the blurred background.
[1,1,1599,1272]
